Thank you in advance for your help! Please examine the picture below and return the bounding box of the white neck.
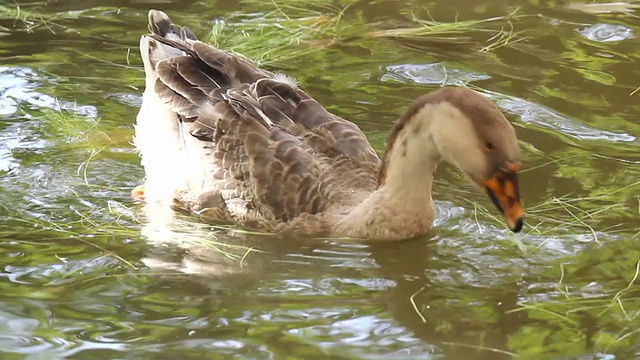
[380,107,441,202]
[336,106,442,240]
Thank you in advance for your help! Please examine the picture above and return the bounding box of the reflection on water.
[579,23,635,42]
[486,89,637,143]
[0,67,97,118]
[1,0,639,358]
[381,63,492,86]
[381,63,637,143]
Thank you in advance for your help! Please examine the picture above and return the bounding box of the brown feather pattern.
[142,10,381,230]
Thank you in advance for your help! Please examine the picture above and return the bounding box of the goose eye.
[484,141,494,151]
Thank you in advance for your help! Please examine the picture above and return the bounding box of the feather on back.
[138,10,381,230]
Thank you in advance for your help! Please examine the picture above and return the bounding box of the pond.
[1,0,639,358]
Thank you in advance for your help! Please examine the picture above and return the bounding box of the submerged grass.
[8,195,261,268]
[205,1,527,68]
[0,1,70,34]
[367,8,525,45]
[4,0,529,74]
[459,161,640,355]
[465,193,640,356]
[564,1,640,15]
[12,103,124,155]
[206,2,362,67]
[468,192,636,245]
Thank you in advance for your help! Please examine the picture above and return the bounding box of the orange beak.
[481,166,524,232]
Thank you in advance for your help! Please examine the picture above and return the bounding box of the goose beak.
[481,166,524,233]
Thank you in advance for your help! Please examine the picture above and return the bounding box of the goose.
[132,9,524,240]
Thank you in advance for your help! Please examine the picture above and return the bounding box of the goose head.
[380,86,524,232]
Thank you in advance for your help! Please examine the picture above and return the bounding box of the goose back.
[140,10,382,229]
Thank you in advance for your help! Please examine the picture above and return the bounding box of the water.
[1,0,639,358]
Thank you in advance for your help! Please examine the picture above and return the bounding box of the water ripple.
[579,23,634,42]
[0,67,97,118]
[379,63,635,143]
[482,89,637,143]
[289,314,439,359]
[381,63,491,86]
[0,66,102,175]
[254,276,396,296]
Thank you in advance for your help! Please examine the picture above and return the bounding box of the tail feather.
[148,9,197,41]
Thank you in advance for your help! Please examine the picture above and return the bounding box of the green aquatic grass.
[467,187,638,241]
[37,108,106,144]
[454,191,640,357]
[13,104,124,152]
[366,8,525,44]
[565,1,640,15]
[206,1,367,68]
[5,196,261,268]
[505,260,640,357]
[457,159,640,357]
[0,1,70,34]
[205,1,527,68]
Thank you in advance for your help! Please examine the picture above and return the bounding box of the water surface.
[1,0,639,359]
